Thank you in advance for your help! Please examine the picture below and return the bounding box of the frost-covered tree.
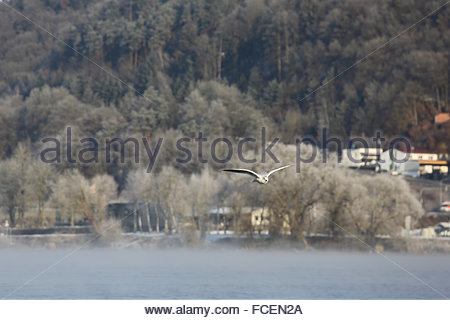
[28,161,55,226]
[263,162,322,244]
[320,164,363,239]
[0,144,31,227]
[51,170,117,232]
[351,175,423,243]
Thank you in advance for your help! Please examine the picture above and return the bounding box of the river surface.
[1,249,449,299]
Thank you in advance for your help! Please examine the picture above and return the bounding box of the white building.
[341,147,383,168]
[405,149,438,161]
[380,149,420,177]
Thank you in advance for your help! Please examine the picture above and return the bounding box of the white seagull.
[221,164,293,184]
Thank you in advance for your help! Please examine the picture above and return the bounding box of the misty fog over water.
[1,249,449,299]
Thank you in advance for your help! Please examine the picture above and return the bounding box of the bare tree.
[320,165,363,239]
[51,171,80,226]
[184,168,222,240]
[90,174,117,223]
[0,144,31,227]
[0,159,22,227]
[28,161,55,226]
[350,175,423,243]
[149,166,181,234]
[264,162,323,245]
[124,168,148,205]
[124,168,151,231]
[51,170,117,233]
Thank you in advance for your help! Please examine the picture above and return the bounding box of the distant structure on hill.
[340,147,449,180]
[434,113,450,125]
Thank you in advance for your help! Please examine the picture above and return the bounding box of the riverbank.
[208,234,450,254]
[0,232,182,249]
[2,231,450,253]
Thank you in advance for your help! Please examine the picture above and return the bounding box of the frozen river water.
[1,249,449,299]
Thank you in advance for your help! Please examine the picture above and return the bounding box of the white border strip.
[0,300,447,320]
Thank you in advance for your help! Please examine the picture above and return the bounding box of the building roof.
[437,222,450,229]
[396,147,435,154]
[419,160,448,165]
[435,113,450,124]
[209,207,262,214]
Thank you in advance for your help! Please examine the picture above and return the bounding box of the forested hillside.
[0,0,448,150]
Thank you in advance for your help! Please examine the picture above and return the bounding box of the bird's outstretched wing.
[265,164,293,177]
[221,168,260,178]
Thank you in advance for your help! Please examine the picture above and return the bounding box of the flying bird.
[221,164,293,184]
